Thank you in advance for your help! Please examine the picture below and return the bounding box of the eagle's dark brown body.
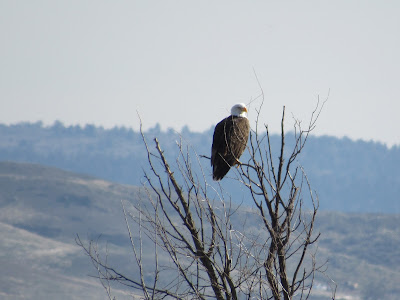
[211,115,250,181]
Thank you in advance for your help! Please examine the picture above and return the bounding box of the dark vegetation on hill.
[0,121,399,213]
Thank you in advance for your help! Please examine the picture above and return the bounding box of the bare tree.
[77,98,332,300]
[237,102,323,300]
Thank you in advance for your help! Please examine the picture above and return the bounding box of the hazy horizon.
[2,118,398,150]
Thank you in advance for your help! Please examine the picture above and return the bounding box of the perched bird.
[211,103,250,181]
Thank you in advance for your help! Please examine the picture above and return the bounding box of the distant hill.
[0,161,399,299]
[0,121,399,213]
[0,161,139,299]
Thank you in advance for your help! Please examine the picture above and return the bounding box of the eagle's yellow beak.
[243,107,248,112]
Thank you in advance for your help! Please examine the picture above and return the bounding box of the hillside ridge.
[0,161,399,299]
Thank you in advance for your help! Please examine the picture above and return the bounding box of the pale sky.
[1,1,399,146]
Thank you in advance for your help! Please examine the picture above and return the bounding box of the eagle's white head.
[231,103,248,118]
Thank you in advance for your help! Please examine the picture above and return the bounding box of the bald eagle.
[211,103,250,181]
